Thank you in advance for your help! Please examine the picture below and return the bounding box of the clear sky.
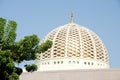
[0,0,120,68]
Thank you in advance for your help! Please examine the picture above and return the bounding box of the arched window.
[54,61,56,64]
[61,61,63,64]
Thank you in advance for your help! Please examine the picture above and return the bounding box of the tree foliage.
[25,64,38,72]
[38,40,53,53]
[0,17,52,80]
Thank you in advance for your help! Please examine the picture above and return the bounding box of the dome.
[36,15,109,71]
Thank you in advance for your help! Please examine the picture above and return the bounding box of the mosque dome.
[36,14,109,71]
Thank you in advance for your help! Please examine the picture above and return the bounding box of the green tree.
[0,18,52,80]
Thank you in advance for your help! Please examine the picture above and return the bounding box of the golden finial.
[70,12,74,23]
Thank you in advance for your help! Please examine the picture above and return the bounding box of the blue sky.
[0,0,120,68]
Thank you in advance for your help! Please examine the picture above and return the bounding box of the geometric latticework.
[36,15,109,71]
[40,23,109,63]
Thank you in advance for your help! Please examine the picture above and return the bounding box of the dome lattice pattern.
[36,23,109,71]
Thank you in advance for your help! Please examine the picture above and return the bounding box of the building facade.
[36,13,109,71]
[20,14,120,80]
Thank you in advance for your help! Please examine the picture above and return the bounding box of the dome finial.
[70,11,74,23]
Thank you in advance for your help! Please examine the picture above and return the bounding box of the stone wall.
[20,69,120,80]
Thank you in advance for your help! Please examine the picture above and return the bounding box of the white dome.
[36,19,109,71]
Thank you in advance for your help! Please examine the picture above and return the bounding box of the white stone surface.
[36,22,109,71]
[20,69,120,80]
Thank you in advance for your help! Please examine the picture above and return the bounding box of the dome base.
[36,58,109,71]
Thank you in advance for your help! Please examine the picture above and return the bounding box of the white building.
[20,13,120,80]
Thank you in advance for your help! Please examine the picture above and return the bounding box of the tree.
[0,17,52,80]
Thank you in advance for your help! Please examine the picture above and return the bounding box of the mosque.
[20,13,120,80]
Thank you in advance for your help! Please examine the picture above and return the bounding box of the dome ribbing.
[36,22,109,71]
